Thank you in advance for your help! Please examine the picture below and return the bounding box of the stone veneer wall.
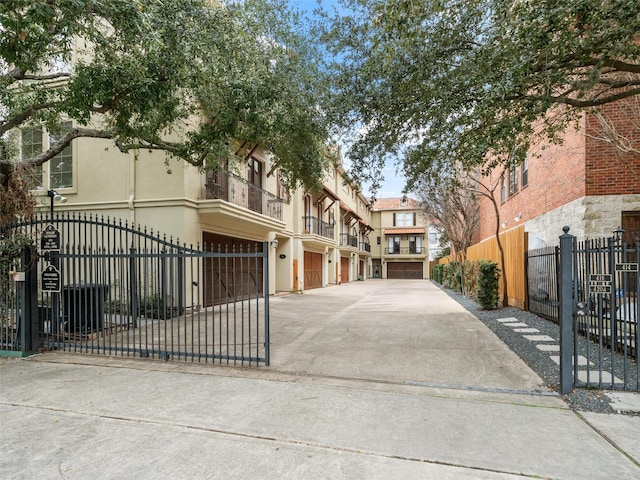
[524,194,640,247]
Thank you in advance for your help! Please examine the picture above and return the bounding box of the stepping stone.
[497,317,519,323]
[502,322,529,327]
[605,392,640,413]
[523,334,556,342]
[537,344,560,352]
[577,370,623,385]
[549,355,591,366]
[514,328,540,333]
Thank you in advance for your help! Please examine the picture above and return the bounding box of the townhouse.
[370,197,430,279]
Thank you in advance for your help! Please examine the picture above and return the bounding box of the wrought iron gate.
[558,227,638,393]
[1,213,270,366]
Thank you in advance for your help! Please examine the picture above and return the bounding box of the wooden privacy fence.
[435,225,528,309]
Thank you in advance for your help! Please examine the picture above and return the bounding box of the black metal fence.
[1,213,269,366]
[526,246,559,321]
[552,230,639,393]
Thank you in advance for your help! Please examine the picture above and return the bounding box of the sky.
[288,0,408,200]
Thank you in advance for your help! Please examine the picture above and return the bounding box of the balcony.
[340,233,358,248]
[205,170,283,221]
[302,216,335,240]
[385,246,425,255]
[360,242,371,253]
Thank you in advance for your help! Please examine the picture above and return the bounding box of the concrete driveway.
[270,279,546,392]
[1,279,638,479]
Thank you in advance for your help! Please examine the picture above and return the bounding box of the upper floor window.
[21,122,74,191]
[521,155,529,187]
[508,168,519,196]
[394,212,415,227]
[500,175,506,203]
[246,157,262,187]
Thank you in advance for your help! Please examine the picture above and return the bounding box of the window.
[500,175,506,203]
[21,123,74,191]
[521,154,529,187]
[387,236,400,254]
[246,157,262,188]
[376,236,381,245]
[508,169,519,197]
[409,235,422,254]
[21,127,44,190]
[49,125,73,188]
[394,212,414,227]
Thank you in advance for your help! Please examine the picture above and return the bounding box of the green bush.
[443,261,462,292]
[476,260,500,309]
[462,260,479,298]
[431,264,444,283]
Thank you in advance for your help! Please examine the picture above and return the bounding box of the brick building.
[477,102,640,247]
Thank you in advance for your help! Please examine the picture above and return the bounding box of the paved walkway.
[1,280,638,479]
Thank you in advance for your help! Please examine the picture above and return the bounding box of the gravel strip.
[439,285,638,414]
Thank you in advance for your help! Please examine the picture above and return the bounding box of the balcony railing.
[360,242,371,253]
[340,233,358,248]
[205,170,283,221]
[385,246,425,255]
[302,216,334,239]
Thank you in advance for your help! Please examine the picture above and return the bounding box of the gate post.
[559,226,575,395]
[19,246,39,355]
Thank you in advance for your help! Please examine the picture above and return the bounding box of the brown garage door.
[340,257,350,283]
[304,251,323,289]
[202,232,264,306]
[387,262,423,279]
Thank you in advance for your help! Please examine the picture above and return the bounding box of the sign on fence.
[40,224,61,251]
[589,273,612,294]
[615,263,639,272]
[41,265,61,293]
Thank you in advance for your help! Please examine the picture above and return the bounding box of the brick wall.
[585,100,640,196]
[478,121,587,241]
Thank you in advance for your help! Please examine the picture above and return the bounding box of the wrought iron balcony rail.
[302,216,334,239]
[360,242,371,253]
[340,233,358,248]
[385,246,425,255]
[205,170,283,221]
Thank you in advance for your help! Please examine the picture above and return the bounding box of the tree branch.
[23,128,114,167]
[0,101,62,136]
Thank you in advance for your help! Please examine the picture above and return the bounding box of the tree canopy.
[321,0,640,192]
[1,0,332,208]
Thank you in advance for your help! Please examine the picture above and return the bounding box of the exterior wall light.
[47,189,67,216]
[270,238,279,249]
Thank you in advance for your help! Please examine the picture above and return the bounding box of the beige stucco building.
[370,197,430,279]
[24,127,379,295]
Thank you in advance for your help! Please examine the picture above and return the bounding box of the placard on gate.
[41,264,61,293]
[40,224,61,251]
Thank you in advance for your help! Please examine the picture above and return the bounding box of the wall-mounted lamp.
[613,226,625,243]
[270,238,279,249]
[47,189,67,216]
[501,221,508,228]
[514,213,522,222]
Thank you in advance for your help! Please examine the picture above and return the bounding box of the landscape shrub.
[476,260,501,309]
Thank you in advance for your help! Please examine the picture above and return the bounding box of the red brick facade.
[585,101,640,196]
[477,101,640,242]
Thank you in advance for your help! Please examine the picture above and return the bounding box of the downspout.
[128,151,136,224]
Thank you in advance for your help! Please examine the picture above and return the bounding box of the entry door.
[340,257,350,283]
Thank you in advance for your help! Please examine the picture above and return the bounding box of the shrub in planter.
[476,260,500,309]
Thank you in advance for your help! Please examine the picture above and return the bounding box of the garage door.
[304,251,323,289]
[202,232,264,306]
[387,262,423,279]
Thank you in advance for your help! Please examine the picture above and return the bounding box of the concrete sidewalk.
[1,280,638,479]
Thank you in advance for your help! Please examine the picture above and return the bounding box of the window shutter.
[393,213,396,226]
[413,212,416,226]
